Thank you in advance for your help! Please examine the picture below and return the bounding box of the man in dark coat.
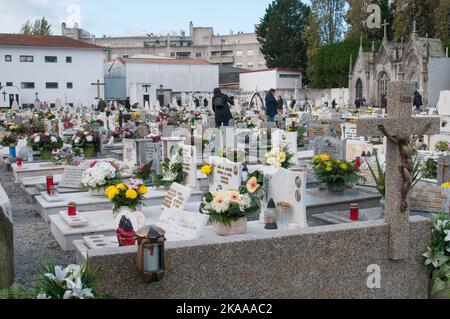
[413,91,423,110]
[265,89,278,122]
[212,88,233,128]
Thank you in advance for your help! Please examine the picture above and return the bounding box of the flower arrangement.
[201,164,213,176]
[422,214,450,298]
[200,190,258,225]
[45,112,56,121]
[240,170,264,195]
[154,154,186,188]
[63,122,74,129]
[144,133,161,143]
[35,261,98,299]
[435,141,450,153]
[105,179,148,212]
[52,147,82,166]
[134,162,154,181]
[81,161,122,190]
[28,133,63,151]
[72,130,100,149]
[107,128,135,139]
[61,114,73,123]
[0,134,18,147]
[242,117,258,129]
[6,123,26,135]
[265,147,295,169]
[312,154,361,187]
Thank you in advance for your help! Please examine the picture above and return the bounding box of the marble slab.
[12,162,66,181]
[18,175,62,187]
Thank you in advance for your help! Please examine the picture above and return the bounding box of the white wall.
[240,70,277,92]
[125,63,219,104]
[0,46,104,107]
[428,58,450,107]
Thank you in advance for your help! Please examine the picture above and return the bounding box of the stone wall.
[85,216,430,299]
[411,180,450,213]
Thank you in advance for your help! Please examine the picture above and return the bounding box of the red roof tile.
[0,34,104,49]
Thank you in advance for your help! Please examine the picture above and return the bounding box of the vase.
[83,146,95,158]
[8,146,16,159]
[40,149,52,160]
[212,217,247,236]
[327,181,346,194]
[89,187,106,197]
[114,207,146,232]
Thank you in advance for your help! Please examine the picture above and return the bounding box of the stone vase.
[114,207,146,231]
[212,217,247,236]
[40,149,52,160]
[89,187,106,197]
[327,181,346,194]
[83,146,95,158]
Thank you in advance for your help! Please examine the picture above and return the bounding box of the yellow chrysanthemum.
[106,186,119,200]
[125,189,138,199]
[138,185,148,195]
[325,166,333,172]
[339,163,349,171]
[442,182,450,188]
[201,165,212,175]
[319,154,330,162]
[117,183,127,191]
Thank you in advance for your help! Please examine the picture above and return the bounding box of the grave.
[181,145,198,189]
[209,157,242,192]
[11,162,66,181]
[271,129,297,155]
[312,136,346,160]
[122,138,162,174]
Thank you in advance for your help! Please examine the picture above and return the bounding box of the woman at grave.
[212,88,233,128]
[265,89,278,122]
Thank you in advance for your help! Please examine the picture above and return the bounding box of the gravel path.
[0,163,75,287]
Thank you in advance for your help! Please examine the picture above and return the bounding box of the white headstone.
[345,138,374,161]
[157,208,208,241]
[59,164,88,189]
[122,138,138,169]
[161,183,193,210]
[209,157,242,192]
[271,129,297,155]
[181,145,198,189]
[437,90,450,116]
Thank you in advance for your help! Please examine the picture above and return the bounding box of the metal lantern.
[136,225,166,283]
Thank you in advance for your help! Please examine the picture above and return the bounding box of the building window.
[235,50,243,57]
[247,63,254,68]
[170,52,175,57]
[235,63,243,68]
[196,52,202,58]
[5,55,12,62]
[6,82,13,87]
[20,56,33,63]
[46,82,58,89]
[66,56,72,63]
[247,50,254,56]
[279,74,301,79]
[67,82,73,89]
[21,82,35,89]
[45,56,58,63]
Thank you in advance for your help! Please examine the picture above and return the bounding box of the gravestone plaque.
[59,164,88,189]
[313,136,346,160]
[122,138,137,168]
[161,137,184,160]
[161,183,193,210]
[181,145,198,189]
[157,208,209,241]
[345,138,374,161]
[271,129,298,155]
[209,157,242,192]
[144,142,162,175]
[307,124,329,138]
[437,156,450,185]
[341,123,358,140]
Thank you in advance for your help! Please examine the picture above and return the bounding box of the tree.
[304,11,322,82]
[312,0,346,44]
[20,17,52,35]
[393,0,437,41]
[256,0,310,69]
[434,0,450,41]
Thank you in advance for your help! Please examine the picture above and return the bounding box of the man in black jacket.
[212,88,233,128]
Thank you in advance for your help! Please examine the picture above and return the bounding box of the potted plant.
[200,190,258,236]
[72,130,99,158]
[312,154,361,194]
[422,214,450,299]
[28,133,63,160]
[81,161,122,196]
[134,162,154,182]
[106,179,148,231]
[265,147,295,169]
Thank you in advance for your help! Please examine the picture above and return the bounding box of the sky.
[0,0,280,36]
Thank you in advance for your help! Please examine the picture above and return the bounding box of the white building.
[105,56,219,106]
[0,34,105,108]
[239,68,303,92]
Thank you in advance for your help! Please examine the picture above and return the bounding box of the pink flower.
[89,160,98,168]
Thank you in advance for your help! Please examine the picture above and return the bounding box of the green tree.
[20,17,52,35]
[312,0,346,44]
[434,0,450,41]
[304,10,322,82]
[256,0,310,69]
[393,0,438,41]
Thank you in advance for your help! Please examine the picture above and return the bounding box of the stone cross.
[382,19,389,41]
[357,81,440,260]
[2,91,6,102]
[91,79,105,99]
[142,84,152,93]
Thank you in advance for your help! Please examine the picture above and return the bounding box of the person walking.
[413,91,423,110]
[331,99,337,109]
[265,89,278,122]
[355,97,361,110]
[212,88,233,128]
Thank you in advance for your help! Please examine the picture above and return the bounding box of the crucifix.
[357,81,440,260]
[1,91,6,102]
[90,79,105,99]
[142,84,152,93]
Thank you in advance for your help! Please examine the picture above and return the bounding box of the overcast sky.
[0,0,280,36]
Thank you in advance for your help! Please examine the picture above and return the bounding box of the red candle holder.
[355,157,361,169]
[350,203,359,221]
[17,157,22,168]
[68,202,77,216]
[46,176,54,195]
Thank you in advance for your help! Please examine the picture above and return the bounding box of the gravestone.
[271,129,298,155]
[157,208,208,241]
[313,136,346,160]
[0,185,13,289]
[345,138,374,161]
[437,156,450,185]
[143,142,162,175]
[59,164,88,189]
[181,145,198,189]
[357,81,440,260]
[341,123,358,140]
[437,90,450,116]
[122,139,162,173]
[161,137,184,160]
[209,157,242,192]
[161,183,193,210]
[306,123,330,138]
[122,138,138,169]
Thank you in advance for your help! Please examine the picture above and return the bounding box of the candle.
[46,176,54,195]
[355,157,361,169]
[68,202,77,216]
[350,203,359,221]
[17,157,22,168]
[144,244,162,273]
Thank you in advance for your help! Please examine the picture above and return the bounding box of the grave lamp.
[136,225,166,283]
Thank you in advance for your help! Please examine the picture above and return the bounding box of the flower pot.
[327,181,346,194]
[8,146,16,159]
[212,217,247,236]
[114,207,146,232]
[83,146,95,158]
[89,187,106,197]
[40,149,52,160]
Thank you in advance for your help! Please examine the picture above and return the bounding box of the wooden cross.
[142,84,152,93]
[1,91,6,102]
[357,81,440,260]
[90,79,105,99]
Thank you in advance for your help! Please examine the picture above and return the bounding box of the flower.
[246,177,260,194]
[319,154,330,162]
[106,186,119,199]
[34,136,40,143]
[125,189,137,199]
[423,247,449,269]
[228,190,241,203]
[117,183,127,191]
[339,163,349,171]
[138,185,148,195]
[86,135,93,143]
[278,152,286,163]
[441,182,450,188]
[201,165,212,175]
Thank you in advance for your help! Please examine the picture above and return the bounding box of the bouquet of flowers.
[107,128,135,139]
[81,161,122,190]
[134,162,154,181]
[156,116,169,126]
[265,147,295,169]
[200,190,258,225]
[312,154,361,185]
[242,117,258,129]
[72,130,100,149]
[26,120,46,135]
[63,122,74,129]
[240,170,264,196]
[144,133,161,143]
[0,134,18,147]
[105,179,148,212]
[35,261,98,299]
[61,114,73,123]
[52,147,82,166]
[154,154,186,188]
[45,112,56,121]
[6,123,26,135]
[28,133,63,151]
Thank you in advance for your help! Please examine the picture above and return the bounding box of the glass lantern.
[136,225,166,283]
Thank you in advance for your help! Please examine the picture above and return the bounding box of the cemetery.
[1,0,450,303]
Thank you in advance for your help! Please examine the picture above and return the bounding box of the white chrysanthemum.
[34,136,40,143]
[51,136,57,143]
[86,135,93,142]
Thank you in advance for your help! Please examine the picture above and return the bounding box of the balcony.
[207,56,234,64]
